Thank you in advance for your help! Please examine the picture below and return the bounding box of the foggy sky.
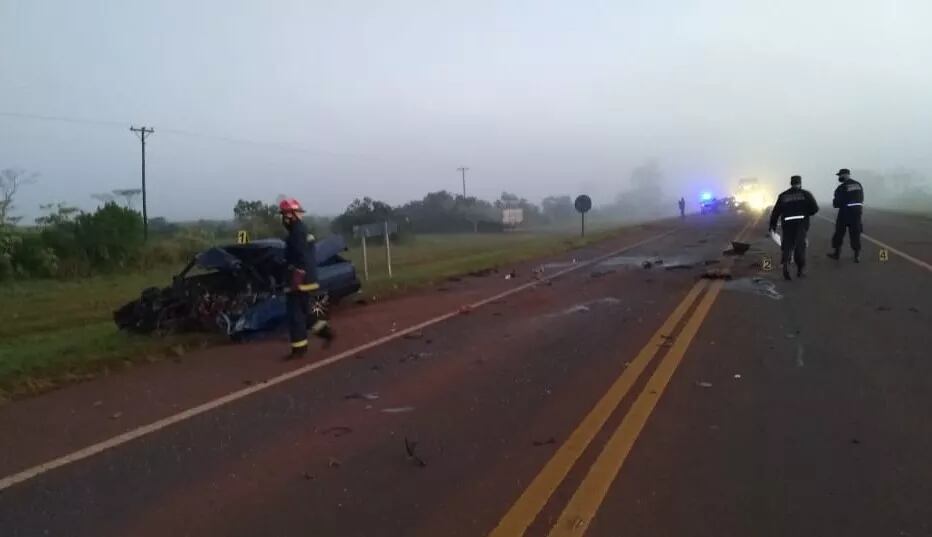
[2,0,931,220]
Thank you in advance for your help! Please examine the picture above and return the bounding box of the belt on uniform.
[783,215,806,221]
[846,202,863,207]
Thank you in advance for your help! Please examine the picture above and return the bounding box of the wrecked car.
[114,235,360,337]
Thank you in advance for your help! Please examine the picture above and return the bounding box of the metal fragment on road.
[382,406,415,414]
[724,277,782,299]
[697,381,713,388]
[404,437,427,467]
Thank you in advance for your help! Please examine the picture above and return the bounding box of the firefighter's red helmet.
[279,198,305,214]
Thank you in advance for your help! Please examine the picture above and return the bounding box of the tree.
[233,199,281,239]
[112,189,142,209]
[331,197,396,236]
[542,195,576,223]
[0,168,38,227]
[91,193,116,205]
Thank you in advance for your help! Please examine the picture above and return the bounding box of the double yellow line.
[488,218,756,537]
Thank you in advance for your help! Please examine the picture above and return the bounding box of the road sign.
[236,230,250,244]
[353,221,397,239]
[879,249,889,262]
[574,195,592,214]
[761,256,773,272]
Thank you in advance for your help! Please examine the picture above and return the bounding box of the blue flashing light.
[700,191,713,201]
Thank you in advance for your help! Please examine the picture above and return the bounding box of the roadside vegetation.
[1,170,629,401]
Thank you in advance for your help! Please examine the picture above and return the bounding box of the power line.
[0,110,384,161]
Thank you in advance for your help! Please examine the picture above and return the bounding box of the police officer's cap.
[790,175,802,184]
[836,168,851,176]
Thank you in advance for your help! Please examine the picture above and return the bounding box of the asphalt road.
[1,209,930,537]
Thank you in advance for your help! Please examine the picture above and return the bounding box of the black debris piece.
[875,306,892,312]
[908,306,920,313]
[404,437,428,468]
[704,259,721,266]
[701,268,733,280]
[403,331,424,340]
[533,437,557,447]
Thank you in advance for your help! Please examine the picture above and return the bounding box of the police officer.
[769,175,819,280]
[828,168,864,262]
[678,197,686,218]
[280,198,334,360]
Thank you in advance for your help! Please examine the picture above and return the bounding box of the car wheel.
[311,293,330,319]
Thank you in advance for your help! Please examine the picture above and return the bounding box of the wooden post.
[361,234,369,281]
[384,221,393,278]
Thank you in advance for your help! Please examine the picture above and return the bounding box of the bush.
[73,203,144,270]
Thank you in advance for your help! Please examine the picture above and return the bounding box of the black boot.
[797,266,806,278]
[284,345,308,361]
[827,248,840,260]
[854,251,860,263]
[312,321,335,349]
[783,265,792,281]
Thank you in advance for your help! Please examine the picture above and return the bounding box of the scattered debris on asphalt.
[110,412,123,419]
[696,381,713,388]
[701,268,733,280]
[458,306,473,315]
[590,269,615,278]
[400,352,432,363]
[354,297,369,306]
[403,331,424,340]
[320,426,353,438]
[875,305,892,312]
[786,331,799,339]
[170,344,186,357]
[665,263,695,270]
[727,241,751,255]
[533,437,557,447]
[344,392,380,401]
[642,260,654,269]
[404,437,427,467]
[733,374,742,379]
[850,438,861,445]
[328,457,342,468]
[447,276,463,283]
[908,306,920,313]
[92,400,103,407]
[697,239,709,244]
[370,364,383,372]
[724,277,782,299]
[242,380,254,386]
[382,406,415,414]
[302,472,316,481]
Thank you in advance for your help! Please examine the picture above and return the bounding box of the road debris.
[370,364,383,372]
[170,344,186,357]
[328,457,342,468]
[92,400,103,407]
[704,259,721,266]
[242,380,254,386]
[664,263,695,270]
[382,406,415,414]
[850,438,861,445]
[302,472,316,481]
[404,437,427,467]
[344,392,380,401]
[468,268,496,278]
[696,381,713,388]
[701,268,733,280]
[875,305,892,312]
[403,331,424,340]
[533,437,557,447]
[458,306,473,315]
[724,277,782,299]
[110,412,123,420]
[733,374,742,379]
[908,306,920,313]
[320,426,353,438]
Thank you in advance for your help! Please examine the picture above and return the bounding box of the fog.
[2,0,931,222]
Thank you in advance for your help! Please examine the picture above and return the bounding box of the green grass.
[0,227,624,400]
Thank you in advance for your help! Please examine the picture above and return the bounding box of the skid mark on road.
[0,230,677,493]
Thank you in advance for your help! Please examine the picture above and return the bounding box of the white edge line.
[815,214,932,273]
[0,229,677,492]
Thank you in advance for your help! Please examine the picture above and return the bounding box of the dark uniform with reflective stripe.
[831,178,864,255]
[284,218,319,351]
[769,184,819,274]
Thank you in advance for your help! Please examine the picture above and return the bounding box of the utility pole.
[130,126,154,240]
[457,166,469,198]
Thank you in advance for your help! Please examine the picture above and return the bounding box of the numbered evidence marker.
[761,255,773,272]
[236,230,250,244]
[879,248,889,262]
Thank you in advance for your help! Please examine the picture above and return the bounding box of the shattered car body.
[114,236,360,337]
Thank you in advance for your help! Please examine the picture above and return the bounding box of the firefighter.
[678,197,686,218]
[280,198,334,360]
[769,175,819,280]
[828,168,864,262]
